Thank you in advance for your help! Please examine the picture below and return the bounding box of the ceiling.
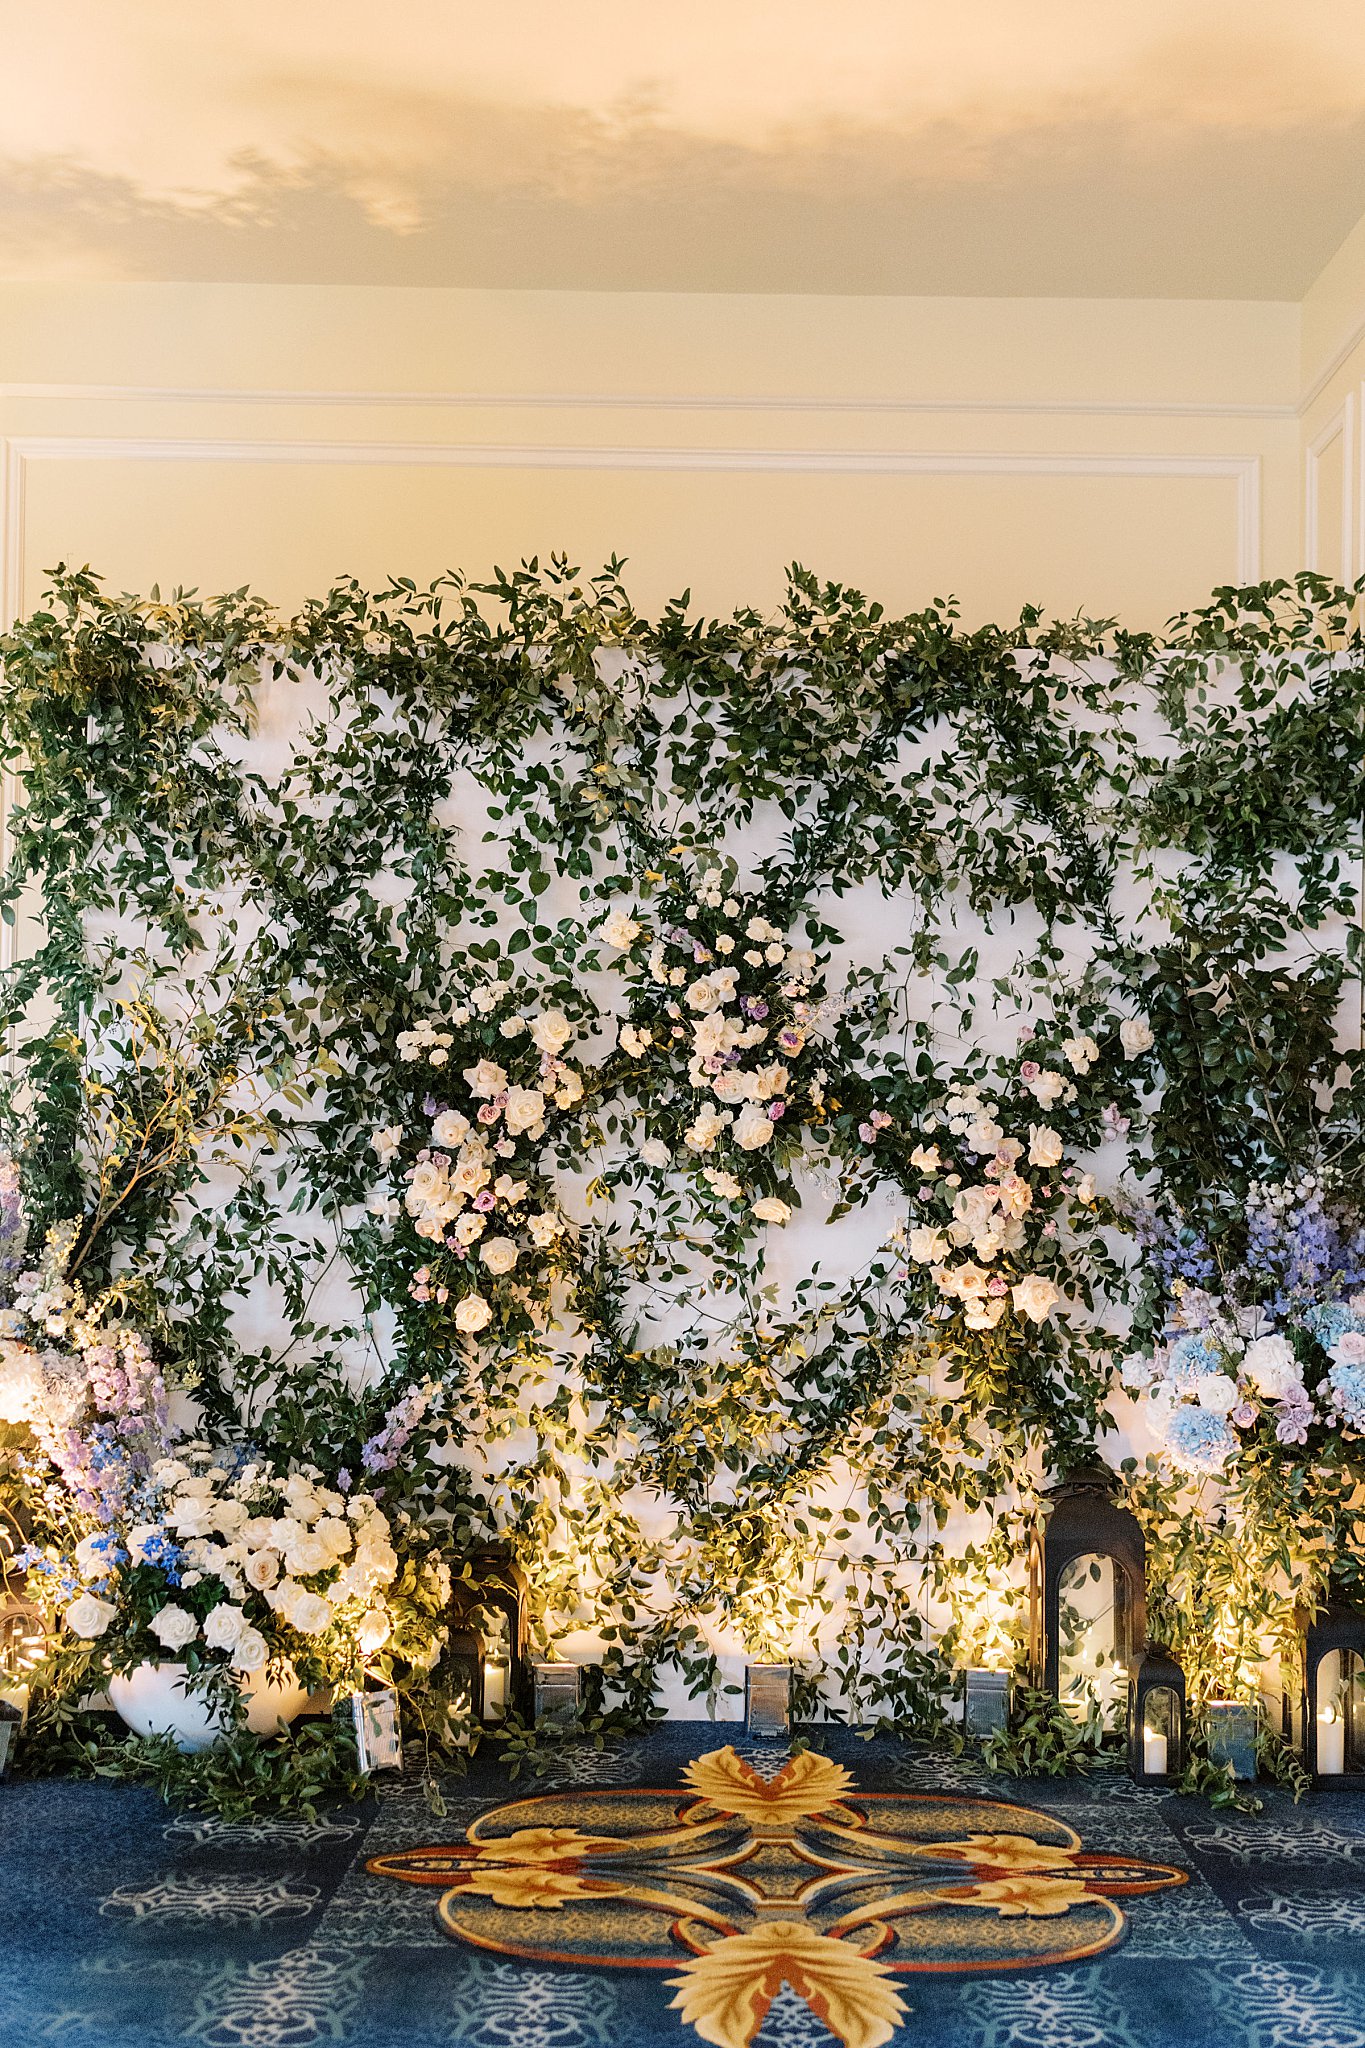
[3,0,1365,297]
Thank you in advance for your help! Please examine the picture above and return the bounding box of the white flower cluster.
[900,1074,1097,1333]
[61,1454,442,1675]
[601,888,819,1196]
[371,1002,576,1327]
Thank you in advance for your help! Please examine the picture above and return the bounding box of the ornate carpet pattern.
[7,1726,1365,2046]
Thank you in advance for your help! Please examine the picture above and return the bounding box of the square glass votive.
[1206,1700,1258,1781]
[745,1662,792,1739]
[530,1659,581,1730]
[960,1668,1011,1740]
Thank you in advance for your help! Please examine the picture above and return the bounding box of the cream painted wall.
[1301,217,1365,582]
[0,282,1301,634]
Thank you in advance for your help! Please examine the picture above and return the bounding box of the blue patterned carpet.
[6,1724,1365,2048]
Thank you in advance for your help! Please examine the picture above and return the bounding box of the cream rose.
[65,1592,118,1640]
[202,1603,247,1652]
[287,1591,333,1636]
[752,1196,792,1225]
[454,1294,493,1334]
[503,1086,546,1136]
[148,1603,200,1650]
[1012,1275,1062,1323]
[244,1550,280,1592]
[1119,1017,1154,1058]
[479,1236,519,1275]
[600,910,641,948]
[229,1625,269,1674]
[357,1608,392,1655]
[1027,1125,1064,1168]
[463,1059,508,1098]
[431,1109,471,1147]
[733,1103,776,1151]
[530,1010,573,1056]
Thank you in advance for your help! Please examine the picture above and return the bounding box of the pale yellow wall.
[1301,217,1365,582]
[1,282,1302,632]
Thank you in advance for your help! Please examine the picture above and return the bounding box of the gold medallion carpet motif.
[368,1745,1188,2048]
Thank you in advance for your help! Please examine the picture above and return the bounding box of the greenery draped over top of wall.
[2,559,1364,1735]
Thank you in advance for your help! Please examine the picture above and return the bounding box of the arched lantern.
[446,1547,529,1728]
[1127,1644,1186,1783]
[1028,1464,1146,1723]
[1303,1602,1365,1780]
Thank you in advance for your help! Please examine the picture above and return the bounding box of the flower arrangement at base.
[20,1445,451,1746]
[1127,1171,1365,1476]
[363,979,585,1376]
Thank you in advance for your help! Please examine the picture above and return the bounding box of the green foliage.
[981,1683,1123,1779]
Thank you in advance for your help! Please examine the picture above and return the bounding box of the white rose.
[1012,1275,1062,1323]
[949,1262,989,1298]
[907,1227,949,1263]
[1119,1017,1155,1058]
[910,1145,941,1172]
[148,1603,200,1650]
[287,1591,333,1637]
[431,1110,471,1147]
[454,1295,493,1334]
[639,1138,672,1169]
[65,1592,118,1640]
[1242,1333,1302,1399]
[202,1603,247,1652]
[704,1169,744,1201]
[463,1059,508,1099]
[964,1295,1010,1331]
[1197,1375,1240,1414]
[1028,1125,1064,1168]
[685,977,722,1013]
[284,1532,332,1576]
[1073,1173,1097,1205]
[525,1212,561,1247]
[733,1103,776,1151]
[244,1550,280,1591]
[530,1010,573,1056]
[357,1608,391,1655]
[684,1106,730,1152]
[965,1114,1004,1155]
[479,1236,519,1275]
[229,1626,269,1674]
[371,1124,403,1166]
[752,1196,792,1225]
[600,910,641,948]
[125,1523,160,1565]
[503,1086,546,1136]
[1023,1070,1066,1107]
[619,1024,650,1059]
[1063,1035,1099,1074]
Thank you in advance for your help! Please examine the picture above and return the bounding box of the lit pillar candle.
[482,1655,509,1723]
[1142,1726,1168,1776]
[1318,1711,1345,1776]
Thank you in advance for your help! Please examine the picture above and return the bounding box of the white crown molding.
[0,434,1264,611]
[0,380,1297,422]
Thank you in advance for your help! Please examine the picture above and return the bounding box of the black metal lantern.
[1127,1644,1186,1783]
[1303,1602,1365,1781]
[447,1547,529,1726]
[1028,1464,1146,1724]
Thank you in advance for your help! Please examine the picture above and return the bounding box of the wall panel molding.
[1303,396,1355,580]
[0,435,1264,602]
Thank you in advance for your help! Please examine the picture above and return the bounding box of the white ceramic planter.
[108,1660,313,1753]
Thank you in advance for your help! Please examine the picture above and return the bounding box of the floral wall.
[1,561,1363,1735]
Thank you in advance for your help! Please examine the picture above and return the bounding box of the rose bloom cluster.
[599,886,824,1220]
[371,998,573,1332]
[40,1450,449,1678]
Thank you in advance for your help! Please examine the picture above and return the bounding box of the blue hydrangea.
[1164,1331,1228,1390]
[1165,1404,1237,1474]
[1329,1360,1365,1430]
[1301,1302,1365,1346]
